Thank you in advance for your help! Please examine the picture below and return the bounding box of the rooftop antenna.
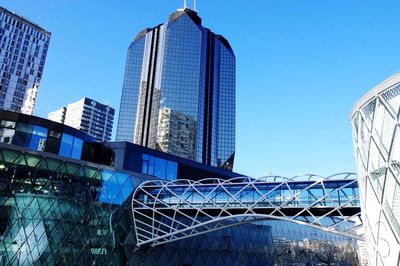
[181,0,197,12]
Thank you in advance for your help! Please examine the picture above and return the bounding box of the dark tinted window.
[13,123,33,147]
[44,130,61,154]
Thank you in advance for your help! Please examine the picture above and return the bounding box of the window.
[45,130,61,154]
[71,138,83,159]
[0,120,16,129]
[0,128,15,144]
[142,155,149,174]
[0,120,16,144]
[141,154,178,180]
[59,133,84,159]
[59,133,74,158]
[28,125,48,151]
[13,123,33,147]
[166,161,178,180]
[154,158,167,178]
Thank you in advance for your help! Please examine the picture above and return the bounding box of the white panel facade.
[47,107,66,123]
[351,73,400,265]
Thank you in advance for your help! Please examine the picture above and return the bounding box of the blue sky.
[3,0,400,177]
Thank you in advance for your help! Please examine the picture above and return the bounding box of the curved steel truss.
[132,173,363,247]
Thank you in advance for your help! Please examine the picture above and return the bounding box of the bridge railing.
[134,180,359,209]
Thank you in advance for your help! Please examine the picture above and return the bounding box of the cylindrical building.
[350,73,400,265]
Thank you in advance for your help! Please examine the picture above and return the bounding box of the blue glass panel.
[99,171,120,204]
[71,137,83,159]
[142,160,149,175]
[28,125,48,151]
[142,154,150,174]
[112,191,124,205]
[115,36,145,142]
[166,161,178,180]
[59,133,73,157]
[148,155,155,176]
[216,189,228,203]
[154,157,167,179]
[12,123,33,147]
[117,173,134,200]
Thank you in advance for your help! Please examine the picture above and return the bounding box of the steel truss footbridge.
[131,173,363,247]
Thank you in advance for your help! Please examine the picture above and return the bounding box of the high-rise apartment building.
[0,7,51,114]
[48,97,114,142]
[47,106,66,124]
[116,8,235,170]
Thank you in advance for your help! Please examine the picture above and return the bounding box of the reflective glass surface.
[71,137,83,159]
[0,145,142,265]
[44,129,61,153]
[116,36,145,142]
[0,118,92,161]
[136,180,359,208]
[154,156,167,178]
[12,122,33,147]
[59,133,74,157]
[59,133,84,159]
[0,145,360,265]
[166,160,178,180]
[141,153,177,180]
[116,11,236,169]
[29,125,48,151]
[128,219,359,265]
[216,39,235,170]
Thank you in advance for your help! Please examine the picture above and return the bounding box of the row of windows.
[83,107,114,117]
[0,12,49,41]
[0,119,84,160]
[142,154,178,181]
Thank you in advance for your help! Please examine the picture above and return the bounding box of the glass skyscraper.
[116,8,235,170]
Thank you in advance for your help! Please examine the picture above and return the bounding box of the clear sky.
[2,0,400,177]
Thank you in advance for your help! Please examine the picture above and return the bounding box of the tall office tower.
[48,97,114,142]
[116,7,235,170]
[0,7,51,114]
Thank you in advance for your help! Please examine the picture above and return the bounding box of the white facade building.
[0,7,51,114]
[47,107,66,124]
[48,97,114,142]
[351,73,400,266]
